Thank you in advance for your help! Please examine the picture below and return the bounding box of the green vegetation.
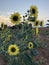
[0,5,47,65]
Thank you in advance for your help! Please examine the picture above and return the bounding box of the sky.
[0,0,49,26]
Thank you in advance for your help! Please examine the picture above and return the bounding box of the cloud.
[0,15,14,27]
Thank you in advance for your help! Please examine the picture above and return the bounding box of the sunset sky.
[0,0,49,26]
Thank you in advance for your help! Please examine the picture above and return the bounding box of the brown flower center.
[32,9,35,14]
[11,47,16,52]
[36,22,38,25]
[13,16,18,21]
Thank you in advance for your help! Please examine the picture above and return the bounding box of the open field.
[34,27,49,65]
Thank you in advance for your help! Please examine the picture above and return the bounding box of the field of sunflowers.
[0,5,49,65]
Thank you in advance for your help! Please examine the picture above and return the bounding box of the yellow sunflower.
[10,12,21,25]
[28,42,34,49]
[34,20,40,26]
[1,22,4,30]
[8,44,19,56]
[30,5,38,17]
[40,20,44,27]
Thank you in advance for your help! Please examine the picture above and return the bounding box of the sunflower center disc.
[11,47,16,52]
[13,16,18,21]
[32,9,35,14]
[36,22,38,25]
[30,44,32,47]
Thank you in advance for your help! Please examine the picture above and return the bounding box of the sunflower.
[10,12,21,25]
[34,20,40,26]
[28,42,34,49]
[30,5,38,17]
[8,44,19,56]
[1,22,4,30]
[40,20,44,27]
